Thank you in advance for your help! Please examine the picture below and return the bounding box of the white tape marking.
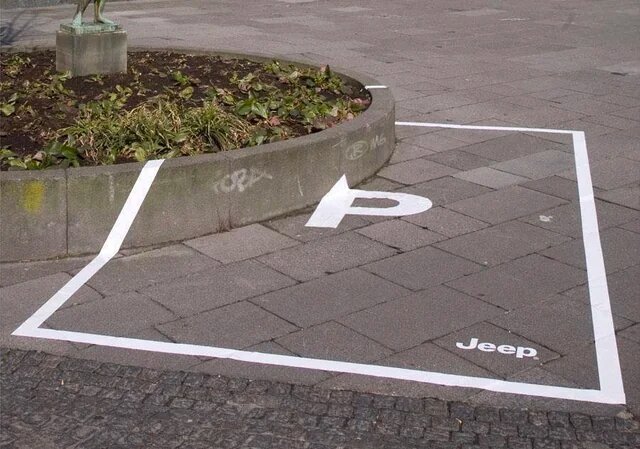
[365,85,388,89]
[12,123,625,404]
[572,131,625,402]
[305,175,432,228]
[395,121,576,135]
[12,159,164,335]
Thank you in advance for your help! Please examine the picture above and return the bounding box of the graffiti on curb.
[212,168,273,194]
[345,134,387,160]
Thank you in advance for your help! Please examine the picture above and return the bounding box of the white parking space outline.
[12,122,625,404]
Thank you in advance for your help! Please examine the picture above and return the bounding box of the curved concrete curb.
[0,49,395,262]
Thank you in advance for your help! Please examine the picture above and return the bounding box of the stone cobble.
[1,349,639,449]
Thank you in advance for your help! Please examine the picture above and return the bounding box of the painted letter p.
[306,175,433,228]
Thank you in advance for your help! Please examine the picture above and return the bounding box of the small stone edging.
[0,48,395,262]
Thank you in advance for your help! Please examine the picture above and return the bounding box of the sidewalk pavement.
[1,0,639,447]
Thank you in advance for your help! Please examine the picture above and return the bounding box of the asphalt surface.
[1,0,639,447]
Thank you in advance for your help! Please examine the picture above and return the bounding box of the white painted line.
[12,124,625,404]
[571,131,625,403]
[395,121,576,135]
[26,328,616,404]
[365,85,388,89]
[13,159,164,336]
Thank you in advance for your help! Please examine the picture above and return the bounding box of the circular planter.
[0,48,395,262]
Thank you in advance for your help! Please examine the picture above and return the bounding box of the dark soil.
[0,50,370,169]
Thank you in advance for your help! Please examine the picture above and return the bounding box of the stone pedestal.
[56,24,127,77]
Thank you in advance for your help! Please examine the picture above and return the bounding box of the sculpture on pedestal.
[72,0,115,27]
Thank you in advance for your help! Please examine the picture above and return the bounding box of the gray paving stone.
[355,220,445,251]
[453,167,530,188]
[196,339,333,386]
[620,324,640,344]
[379,159,458,185]
[522,176,583,201]
[363,246,482,291]
[596,184,640,210]
[448,252,587,310]
[435,221,571,267]
[0,273,102,332]
[620,219,640,234]
[140,260,297,318]
[185,224,299,264]
[380,342,496,378]
[613,338,640,415]
[400,177,493,207]
[434,322,560,378]
[338,286,502,351]
[424,149,495,171]
[489,295,632,355]
[265,212,370,243]
[402,206,490,238]
[0,256,93,288]
[446,186,567,224]
[543,345,600,390]
[257,232,397,282]
[460,133,565,162]
[560,157,640,190]
[156,301,298,348]
[85,245,218,295]
[520,200,639,237]
[251,269,411,328]
[46,291,176,336]
[400,133,469,152]
[563,264,640,322]
[389,142,436,164]
[542,227,640,274]
[490,150,576,180]
[275,321,393,363]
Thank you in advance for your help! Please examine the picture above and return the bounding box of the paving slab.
[559,157,640,190]
[378,158,458,185]
[446,254,586,310]
[355,219,445,251]
[251,268,410,328]
[490,150,576,180]
[0,273,102,332]
[563,264,640,322]
[400,176,493,207]
[338,286,502,351]
[446,186,568,224]
[596,184,640,210]
[46,292,177,336]
[453,166,529,188]
[184,224,299,264]
[434,322,560,378]
[424,149,495,171]
[276,321,393,364]
[363,246,482,291]
[156,300,298,348]
[140,260,297,317]
[84,244,218,296]
[402,206,490,238]
[434,221,571,267]
[257,232,397,282]
[542,227,640,274]
[459,133,565,162]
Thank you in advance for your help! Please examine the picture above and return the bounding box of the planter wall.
[0,49,395,262]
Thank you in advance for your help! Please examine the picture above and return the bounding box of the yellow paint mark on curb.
[23,181,45,213]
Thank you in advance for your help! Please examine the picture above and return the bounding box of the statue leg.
[95,0,115,25]
[72,0,90,26]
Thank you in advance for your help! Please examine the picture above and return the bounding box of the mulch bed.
[0,50,370,169]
